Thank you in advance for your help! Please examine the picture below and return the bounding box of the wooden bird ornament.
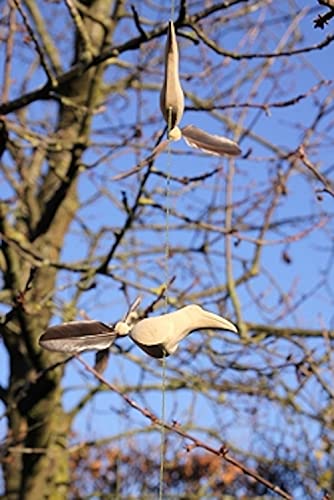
[160,21,241,157]
[113,21,242,181]
[39,305,237,358]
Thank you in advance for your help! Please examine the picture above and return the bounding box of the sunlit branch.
[76,355,293,500]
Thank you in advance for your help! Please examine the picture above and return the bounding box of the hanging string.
[158,104,173,500]
[164,107,172,297]
[159,353,167,499]
[170,1,175,22]
[159,0,175,492]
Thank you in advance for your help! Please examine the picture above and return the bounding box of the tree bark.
[1,1,117,497]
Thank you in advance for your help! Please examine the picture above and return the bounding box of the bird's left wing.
[39,320,116,353]
[182,125,241,157]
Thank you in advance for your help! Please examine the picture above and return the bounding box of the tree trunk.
[1,1,116,497]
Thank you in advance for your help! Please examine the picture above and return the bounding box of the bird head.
[182,305,238,334]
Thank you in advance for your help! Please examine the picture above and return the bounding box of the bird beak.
[160,21,184,130]
[39,320,116,353]
[218,316,238,333]
[199,309,238,333]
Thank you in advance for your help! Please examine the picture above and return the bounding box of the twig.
[64,0,94,59]
[123,296,142,323]
[186,80,332,114]
[98,129,166,274]
[141,275,176,318]
[12,0,57,85]
[190,22,334,60]
[0,120,8,159]
[224,156,246,338]
[76,356,293,500]
[176,0,187,24]
[130,5,147,39]
[1,20,333,116]
[152,166,222,185]
[2,1,16,102]
[314,0,334,29]
[297,146,334,198]
[112,137,168,181]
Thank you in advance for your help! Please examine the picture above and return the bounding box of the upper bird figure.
[159,21,241,157]
[112,22,241,181]
[160,20,185,133]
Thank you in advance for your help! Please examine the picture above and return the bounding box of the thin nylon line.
[159,353,166,499]
[170,1,175,21]
[158,105,173,500]
[160,0,175,489]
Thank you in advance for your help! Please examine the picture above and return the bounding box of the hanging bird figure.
[160,21,241,157]
[129,304,237,358]
[39,305,237,358]
[112,22,241,182]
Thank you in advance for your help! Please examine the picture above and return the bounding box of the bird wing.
[130,316,172,358]
[130,339,168,359]
[39,320,116,353]
[182,125,241,157]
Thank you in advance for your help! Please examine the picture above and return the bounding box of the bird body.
[160,21,184,130]
[130,304,237,358]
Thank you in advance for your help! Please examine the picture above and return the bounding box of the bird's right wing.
[182,125,241,157]
[39,320,116,353]
[130,338,168,359]
[129,316,169,358]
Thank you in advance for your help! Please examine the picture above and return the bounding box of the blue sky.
[1,1,333,497]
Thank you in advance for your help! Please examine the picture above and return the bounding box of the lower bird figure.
[39,304,237,358]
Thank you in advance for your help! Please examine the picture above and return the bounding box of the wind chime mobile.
[39,21,239,358]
